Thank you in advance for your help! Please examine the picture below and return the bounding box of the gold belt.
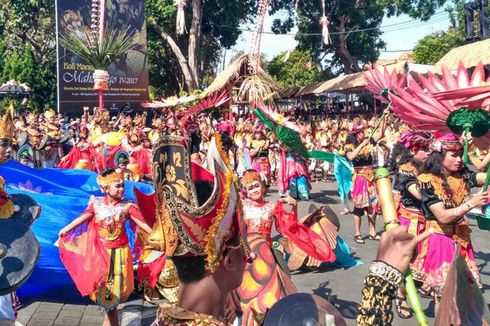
[398,205,425,222]
[354,166,374,182]
[98,227,122,241]
[398,205,424,235]
[425,220,471,248]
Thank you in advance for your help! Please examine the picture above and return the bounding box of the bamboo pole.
[375,167,429,326]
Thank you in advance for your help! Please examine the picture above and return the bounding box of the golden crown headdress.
[44,109,56,120]
[96,170,124,188]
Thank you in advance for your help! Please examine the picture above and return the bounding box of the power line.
[379,49,413,53]
[237,11,450,36]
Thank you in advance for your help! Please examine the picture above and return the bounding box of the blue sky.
[226,7,452,64]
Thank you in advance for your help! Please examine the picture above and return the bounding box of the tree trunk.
[335,15,361,73]
[150,23,198,90]
[188,0,202,86]
[336,40,361,73]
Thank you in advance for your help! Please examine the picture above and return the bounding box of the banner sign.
[55,0,149,113]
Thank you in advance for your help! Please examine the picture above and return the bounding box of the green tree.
[268,49,321,87]
[412,28,466,64]
[411,0,467,64]
[146,0,257,93]
[0,0,56,110]
[0,45,56,110]
[270,0,448,75]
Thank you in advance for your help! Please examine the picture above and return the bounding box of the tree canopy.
[269,0,448,75]
[146,0,257,94]
[0,0,455,110]
[268,49,321,87]
[0,0,56,111]
[411,28,465,64]
[411,0,467,64]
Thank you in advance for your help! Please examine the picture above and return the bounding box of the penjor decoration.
[319,0,331,45]
[175,0,187,35]
[59,0,133,112]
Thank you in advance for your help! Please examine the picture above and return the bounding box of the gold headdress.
[241,170,261,187]
[44,109,56,120]
[0,104,15,140]
[96,170,124,187]
[26,112,37,125]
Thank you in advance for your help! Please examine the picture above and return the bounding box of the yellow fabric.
[90,246,134,310]
[75,159,92,170]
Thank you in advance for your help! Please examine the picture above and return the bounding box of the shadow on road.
[310,190,340,205]
[19,284,90,305]
[476,251,490,275]
[312,282,359,320]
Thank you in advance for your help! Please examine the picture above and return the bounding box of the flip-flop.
[368,234,381,241]
[354,235,365,244]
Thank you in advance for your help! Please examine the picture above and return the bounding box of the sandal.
[368,234,381,241]
[418,286,435,299]
[354,235,365,244]
[395,296,413,319]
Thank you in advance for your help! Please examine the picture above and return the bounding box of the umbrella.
[253,108,333,162]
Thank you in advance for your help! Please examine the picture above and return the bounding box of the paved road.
[18,180,490,325]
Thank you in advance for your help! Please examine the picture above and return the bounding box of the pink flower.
[13,180,52,194]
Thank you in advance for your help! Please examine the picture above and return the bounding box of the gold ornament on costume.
[0,177,15,219]
[151,134,242,271]
[0,104,15,140]
[418,173,469,207]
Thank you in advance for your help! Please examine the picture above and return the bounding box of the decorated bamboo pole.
[483,164,490,192]
[463,126,471,165]
[368,103,390,139]
[375,167,429,326]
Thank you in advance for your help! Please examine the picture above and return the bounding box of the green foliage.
[0,44,55,111]
[145,0,257,94]
[270,0,447,75]
[412,27,466,64]
[268,49,321,87]
[0,0,56,110]
[377,0,447,21]
[411,0,467,65]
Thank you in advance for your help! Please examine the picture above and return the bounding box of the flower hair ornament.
[400,131,433,150]
[431,133,463,153]
[241,170,261,187]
